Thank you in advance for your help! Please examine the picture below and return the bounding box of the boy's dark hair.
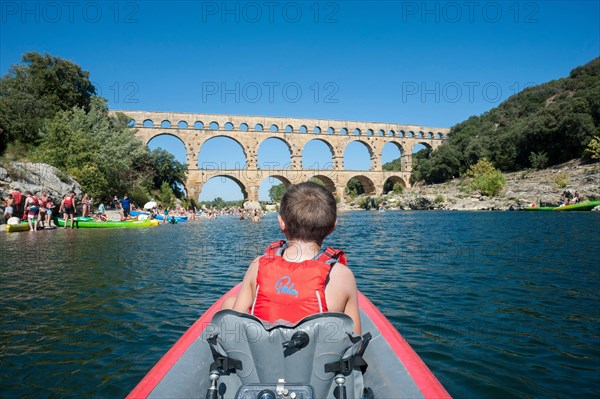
[279,182,337,243]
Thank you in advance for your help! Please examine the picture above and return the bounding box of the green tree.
[149,148,187,197]
[159,181,175,208]
[345,178,365,198]
[269,184,286,202]
[584,136,600,160]
[466,159,506,197]
[529,151,549,170]
[32,97,158,203]
[0,52,96,154]
[382,158,403,171]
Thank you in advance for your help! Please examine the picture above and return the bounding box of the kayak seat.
[207,309,367,398]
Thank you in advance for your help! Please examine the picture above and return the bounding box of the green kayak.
[55,217,157,228]
[553,200,600,211]
[524,206,556,211]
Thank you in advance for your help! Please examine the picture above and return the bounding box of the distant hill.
[402,57,600,184]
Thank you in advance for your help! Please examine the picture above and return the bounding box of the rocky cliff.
[344,159,600,211]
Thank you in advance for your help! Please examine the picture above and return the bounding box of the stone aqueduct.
[112,110,450,201]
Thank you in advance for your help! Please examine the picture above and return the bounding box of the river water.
[1,211,599,398]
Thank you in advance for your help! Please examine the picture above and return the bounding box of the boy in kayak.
[224,182,361,334]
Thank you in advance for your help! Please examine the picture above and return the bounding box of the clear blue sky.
[1,1,598,200]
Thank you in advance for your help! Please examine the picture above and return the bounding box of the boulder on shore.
[0,162,83,223]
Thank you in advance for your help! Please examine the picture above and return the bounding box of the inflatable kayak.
[524,206,556,211]
[55,217,158,228]
[553,200,600,211]
[127,285,451,399]
[131,210,188,222]
[5,222,30,232]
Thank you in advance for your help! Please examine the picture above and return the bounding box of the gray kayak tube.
[127,284,451,399]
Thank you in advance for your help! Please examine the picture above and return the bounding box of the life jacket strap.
[264,240,347,266]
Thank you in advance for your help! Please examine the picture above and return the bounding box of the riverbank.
[342,159,600,211]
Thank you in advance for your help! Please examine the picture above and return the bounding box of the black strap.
[207,334,243,372]
[324,332,372,374]
[325,354,368,374]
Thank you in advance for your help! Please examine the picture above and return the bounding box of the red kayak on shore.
[127,285,451,399]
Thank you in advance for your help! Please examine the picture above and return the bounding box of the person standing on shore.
[24,191,40,232]
[119,194,131,219]
[3,194,14,220]
[81,194,90,218]
[38,191,48,228]
[62,191,77,229]
[45,197,55,227]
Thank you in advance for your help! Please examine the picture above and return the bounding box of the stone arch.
[209,121,219,130]
[436,132,443,139]
[198,135,247,169]
[341,128,348,135]
[327,127,334,134]
[177,120,188,129]
[240,123,249,131]
[147,132,189,168]
[344,175,377,196]
[143,119,154,127]
[285,125,293,132]
[161,120,171,128]
[367,129,374,136]
[309,175,336,194]
[302,138,335,169]
[143,132,185,147]
[198,175,248,201]
[127,119,136,127]
[255,123,264,132]
[224,122,234,131]
[383,176,407,194]
[259,175,293,202]
[258,137,292,169]
[412,142,433,154]
[314,126,322,134]
[388,130,395,137]
[194,121,204,129]
[381,141,405,169]
[299,125,308,133]
[353,128,361,135]
[270,124,279,132]
[398,130,405,138]
[343,140,374,170]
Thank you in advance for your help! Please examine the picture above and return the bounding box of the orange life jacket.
[252,240,347,324]
[64,195,73,207]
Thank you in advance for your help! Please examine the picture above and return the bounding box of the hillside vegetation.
[409,57,600,184]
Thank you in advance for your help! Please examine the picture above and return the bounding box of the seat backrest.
[208,310,363,398]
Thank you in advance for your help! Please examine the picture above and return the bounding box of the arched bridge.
[113,110,449,201]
